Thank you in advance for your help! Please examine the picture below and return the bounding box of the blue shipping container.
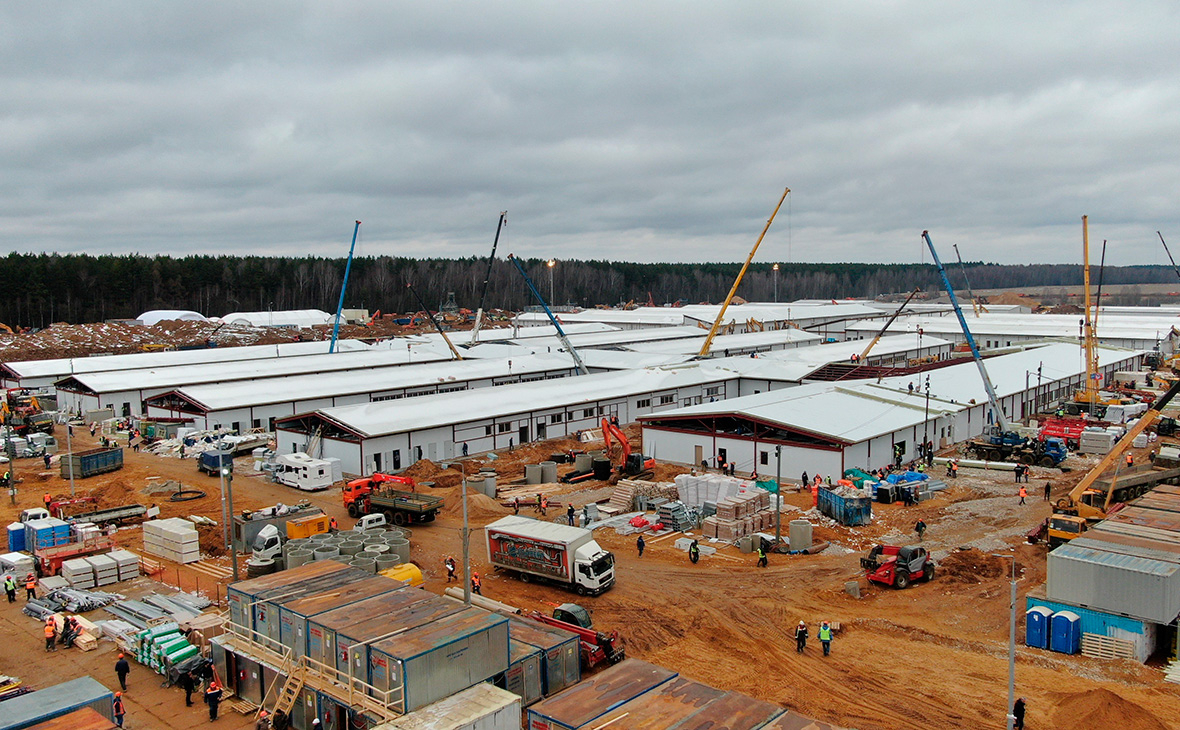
[817,487,872,526]
[1025,606,1052,649]
[1051,611,1081,654]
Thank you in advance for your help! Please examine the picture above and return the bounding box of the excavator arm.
[1058,378,1180,519]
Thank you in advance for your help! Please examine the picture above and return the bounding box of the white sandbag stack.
[85,553,119,586]
[108,549,141,581]
[143,518,200,564]
[62,557,96,589]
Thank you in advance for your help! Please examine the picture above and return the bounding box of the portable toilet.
[1025,606,1053,649]
[1050,610,1081,654]
[6,523,25,553]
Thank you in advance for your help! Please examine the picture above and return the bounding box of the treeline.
[0,252,1176,328]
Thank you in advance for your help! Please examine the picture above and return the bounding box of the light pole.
[922,376,931,460]
[547,260,556,305]
[65,362,76,496]
[219,460,239,580]
[993,551,1017,729]
[443,461,471,605]
[772,263,779,303]
[774,445,782,547]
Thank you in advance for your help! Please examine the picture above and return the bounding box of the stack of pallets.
[657,501,693,532]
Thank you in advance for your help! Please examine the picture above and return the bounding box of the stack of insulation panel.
[143,518,200,564]
[61,557,96,589]
[108,549,141,581]
[85,553,119,586]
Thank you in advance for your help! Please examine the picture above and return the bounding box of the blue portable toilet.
[1050,610,1081,654]
[1025,606,1053,649]
[7,522,25,553]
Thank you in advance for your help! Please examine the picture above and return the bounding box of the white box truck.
[485,515,615,596]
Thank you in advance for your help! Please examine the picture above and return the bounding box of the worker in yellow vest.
[818,621,833,656]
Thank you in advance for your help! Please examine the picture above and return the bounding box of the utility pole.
[222,465,238,580]
[922,376,931,458]
[445,462,471,605]
[772,263,779,303]
[547,260,556,305]
[774,445,782,547]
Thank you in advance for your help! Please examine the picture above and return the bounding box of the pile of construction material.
[142,518,200,563]
[105,590,212,629]
[144,427,236,458]
[598,479,679,518]
[135,622,200,675]
[700,489,775,541]
[657,501,697,532]
[23,586,121,620]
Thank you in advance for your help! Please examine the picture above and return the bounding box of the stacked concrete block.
[62,557,96,589]
[143,518,200,564]
[108,549,141,581]
[85,553,119,586]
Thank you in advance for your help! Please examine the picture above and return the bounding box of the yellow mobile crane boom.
[1056,378,1180,521]
[697,187,790,358]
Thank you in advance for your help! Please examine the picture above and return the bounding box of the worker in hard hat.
[794,620,807,653]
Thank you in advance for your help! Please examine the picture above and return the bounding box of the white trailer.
[272,452,336,491]
[485,515,615,596]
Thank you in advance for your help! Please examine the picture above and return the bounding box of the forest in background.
[0,252,1177,328]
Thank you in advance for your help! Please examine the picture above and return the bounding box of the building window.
[392,450,401,470]
[498,422,512,433]
[485,425,493,436]
[583,408,594,418]
[598,407,605,416]
[550,413,563,424]
[706,386,721,396]
[636,399,652,408]
[252,419,261,429]
[760,451,769,466]
[659,395,674,405]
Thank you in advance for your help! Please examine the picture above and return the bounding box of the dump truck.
[59,447,123,479]
[485,515,615,596]
[861,544,935,589]
[342,473,443,525]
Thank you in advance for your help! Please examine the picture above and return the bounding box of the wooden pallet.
[1080,633,1136,660]
[228,698,256,716]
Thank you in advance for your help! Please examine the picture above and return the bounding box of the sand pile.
[936,548,1008,583]
[440,486,509,521]
[1050,688,1169,730]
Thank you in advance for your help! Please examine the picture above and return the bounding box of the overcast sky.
[3,3,1179,265]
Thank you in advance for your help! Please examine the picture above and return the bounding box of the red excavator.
[601,418,654,480]
[526,603,625,669]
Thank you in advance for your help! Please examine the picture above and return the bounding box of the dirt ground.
[5,430,1180,729]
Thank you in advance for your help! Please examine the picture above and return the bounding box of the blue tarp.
[886,471,928,484]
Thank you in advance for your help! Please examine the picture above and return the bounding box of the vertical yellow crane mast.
[697,187,790,358]
[1077,215,1101,405]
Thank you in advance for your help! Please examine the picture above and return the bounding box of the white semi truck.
[485,515,615,596]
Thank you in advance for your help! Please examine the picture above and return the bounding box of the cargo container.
[391,682,522,730]
[367,607,509,713]
[337,596,467,681]
[59,447,123,479]
[665,690,784,730]
[496,639,542,707]
[525,659,677,730]
[277,576,403,655]
[485,516,614,596]
[1025,588,1159,663]
[817,486,872,526]
[570,676,724,730]
[0,676,115,728]
[306,588,434,670]
[226,560,356,636]
[21,707,118,730]
[253,570,372,647]
[505,617,580,697]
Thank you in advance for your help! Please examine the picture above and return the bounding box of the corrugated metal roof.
[846,311,1179,341]
[297,364,735,438]
[60,345,452,393]
[154,354,578,412]
[622,328,821,354]
[1050,543,1178,578]
[2,339,371,380]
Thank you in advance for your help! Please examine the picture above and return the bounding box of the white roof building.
[640,343,1143,479]
[136,310,208,326]
[275,365,740,475]
[0,339,371,390]
[219,309,333,328]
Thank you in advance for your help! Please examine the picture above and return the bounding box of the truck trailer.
[485,515,615,596]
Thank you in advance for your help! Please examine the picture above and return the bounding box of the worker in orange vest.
[1018,486,1028,505]
[25,573,36,600]
[471,572,482,595]
[112,692,126,727]
[44,618,56,652]
[43,493,52,511]
[1125,453,1134,468]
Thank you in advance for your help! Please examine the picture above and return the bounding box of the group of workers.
[443,555,482,594]
[794,620,835,656]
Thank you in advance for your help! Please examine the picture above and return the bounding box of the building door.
[694,445,703,466]
[537,422,547,440]
[717,447,727,468]
[373,453,382,473]
[519,425,529,445]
